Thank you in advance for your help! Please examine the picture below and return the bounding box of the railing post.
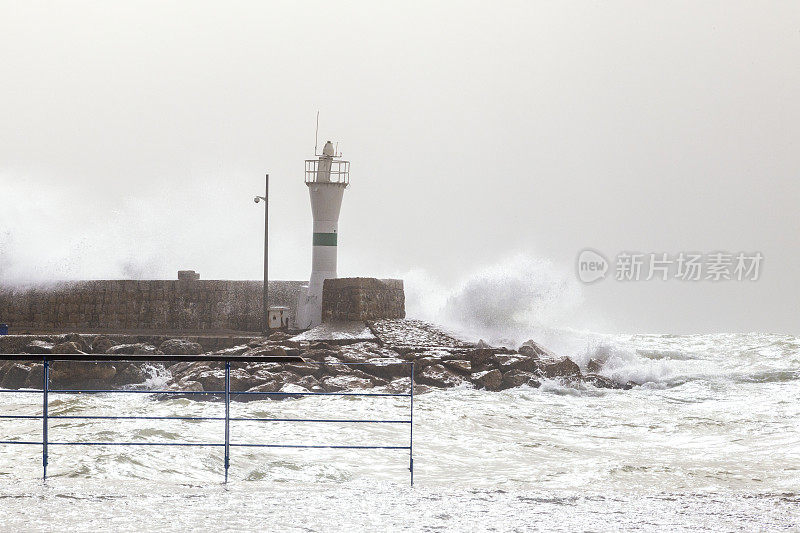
[410,361,414,487]
[42,358,49,480]
[224,360,230,483]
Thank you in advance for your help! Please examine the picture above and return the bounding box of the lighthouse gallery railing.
[0,353,414,485]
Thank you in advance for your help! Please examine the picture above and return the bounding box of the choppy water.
[1,333,798,531]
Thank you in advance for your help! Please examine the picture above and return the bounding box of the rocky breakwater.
[163,323,636,397]
[0,333,203,390]
[0,321,636,395]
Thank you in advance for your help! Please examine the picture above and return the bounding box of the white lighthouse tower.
[295,140,350,329]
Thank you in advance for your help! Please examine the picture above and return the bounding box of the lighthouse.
[295,140,350,328]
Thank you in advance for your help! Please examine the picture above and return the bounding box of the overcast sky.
[1,1,798,335]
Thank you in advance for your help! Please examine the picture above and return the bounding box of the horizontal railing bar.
[230,418,411,423]
[49,442,224,447]
[1,415,411,423]
[51,415,223,421]
[0,354,304,363]
[231,444,411,450]
[0,441,411,450]
[0,389,46,394]
[232,391,411,397]
[47,389,224,395]
[1,389,410,397]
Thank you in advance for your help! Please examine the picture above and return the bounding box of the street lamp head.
[254,196,261,204]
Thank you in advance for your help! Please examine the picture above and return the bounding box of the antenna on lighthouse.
[314,111,320,156]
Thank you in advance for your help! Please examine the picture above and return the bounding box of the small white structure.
[295,140,350,329]
[268,306,291,330]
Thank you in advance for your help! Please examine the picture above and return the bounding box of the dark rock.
[443,359,472,374]
[51,362,116,385]
[417,364,465,388]
[1,363,31,389]
[501,369,541,390]
[106,343,158,355]
[62,333,90,353]
[296,374,323,392]
[323,356,352,376]
[310,342,336,351]
[299,348,340,362]
[113,363,149,385]
[518,340,558,360]
[472,369,503,391]
[246,346,287,357]
[465,349,496,371]
[246,380,281,394]
[284,362,320,377]
[494,354,537,373]
[362,358,410,380]
[25,340,53,354]
[269,331,292,341]
[91,336,115,354]
[539,357,582,380]
[584,374,633,390]
[52,341,87,355]
[194,370,225,391]
[159,339,203,355]
[230,369,261,391]
[321,375,374,392]
[214,345,249,356]
[24,364,44,388]
[475,339,492,349]
[587,358,603,373]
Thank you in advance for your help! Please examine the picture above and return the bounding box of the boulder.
[296,374,323,392]
[417,364,465,388]
[500,369,541,390]
[465,349,496,372]
[1,363,32,389]
[471,369,503,391]
[113,363,149,385]
[51,362,116,385]
[214,345,249,356]
[586,358,604,373]
[321,375,374,392]
[25,340,54,354]
[494,354,537,373]
[246,346,287,357]
[362,358,410,380]
[283,362,320,377]
[268,331,292,341]
[52,341,87,355]
[91,335,115,354]
[194,370,225,392]
[62,333,90,353]
[538,357,582,380]
[246,380,281,394]
[159,339,203,356]
[584,374,633,390]
[518,340,558,360]
[323,356,352,376]
[443,359,472,374]
[106,343,158,355]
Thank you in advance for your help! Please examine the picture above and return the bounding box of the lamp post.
[254,174,269,336]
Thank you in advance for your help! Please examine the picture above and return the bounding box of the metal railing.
[0,354,414,485]
[304,159,350,185]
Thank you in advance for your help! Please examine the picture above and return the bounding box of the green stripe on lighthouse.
[313,232,338,246]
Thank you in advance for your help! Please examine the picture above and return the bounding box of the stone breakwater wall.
[321,278,405,322]
[0,280,305,333]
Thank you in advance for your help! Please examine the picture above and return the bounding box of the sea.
[0,332,798,531]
